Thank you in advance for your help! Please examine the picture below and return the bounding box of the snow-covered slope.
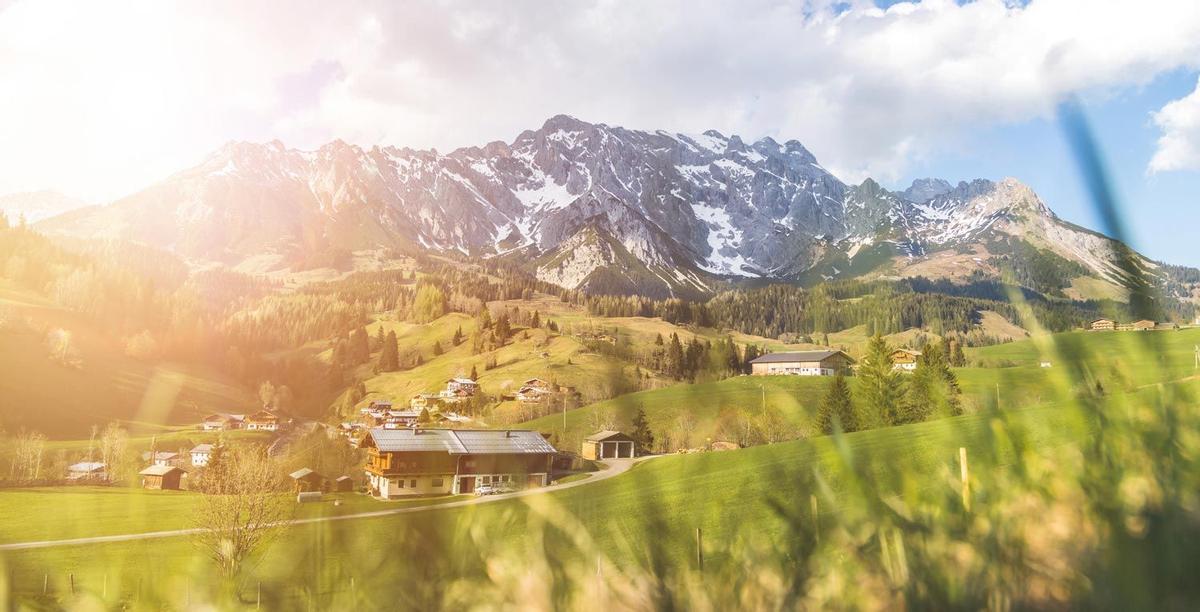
[38,115,1170,299]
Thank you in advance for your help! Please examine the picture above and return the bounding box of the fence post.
[695,527,703,571]
[69,573,74,595]
[42,574,47,596]
[959,447,971,512]
[810,494,820,543]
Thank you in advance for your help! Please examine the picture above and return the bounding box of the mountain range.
[33,115,1193,302]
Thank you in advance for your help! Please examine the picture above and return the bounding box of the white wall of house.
[191,452,210,467]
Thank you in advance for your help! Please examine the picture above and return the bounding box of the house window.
[431,478,444,488]
[397,479,405,488]
[410,479,417,488]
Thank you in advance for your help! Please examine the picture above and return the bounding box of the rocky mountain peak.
[37,114,1149,300]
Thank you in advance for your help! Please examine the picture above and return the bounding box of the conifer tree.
[856,335,904,426]
[452,326,463,346]
[816,371,857,434]
[494,314,511,345]
[631,407,654,454]
[376,331,400,372]
[433,340,443,356]
[469,364,478,381]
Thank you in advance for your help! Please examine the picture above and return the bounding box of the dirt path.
[0,457,650,552]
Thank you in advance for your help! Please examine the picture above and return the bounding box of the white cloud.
[1149,78,1200,173]
[2,0,1200,201]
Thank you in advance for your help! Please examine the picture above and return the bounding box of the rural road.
[0,456,651,552]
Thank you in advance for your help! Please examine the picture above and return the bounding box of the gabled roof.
[364,428,557,455]
[448,377,477,384]
[190,444,214,453]
[141,451,179,461]
[586,430,633,442]
[890,348,922,356]
[749,350,855,364]
[139,464,185,476]
[290,468,323,480]
[68,461,105,472]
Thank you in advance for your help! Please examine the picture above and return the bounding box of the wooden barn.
[289,468,326,493]
[582,431,637,460]
[139,465,186,490]
[335,475,354,492]
[749,350,855,376]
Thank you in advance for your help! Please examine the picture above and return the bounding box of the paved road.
[0,457,648,552]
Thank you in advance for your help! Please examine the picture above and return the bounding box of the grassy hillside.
[0,282,254,438]
[522,327,1200,453]
[343,294,965,422]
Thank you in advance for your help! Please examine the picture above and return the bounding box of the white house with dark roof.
[190,444,215,467]
[360,428,557,499]
[749,350,855,376]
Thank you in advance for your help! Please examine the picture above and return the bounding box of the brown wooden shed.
[334,475,354,492]
[140,464,186,491]
[290,468,326,493]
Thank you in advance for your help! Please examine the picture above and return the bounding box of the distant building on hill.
[749,350,855,376]
[141,451,182,467]
[1091,318,1157,332]
[202,413,245,431]
[245,410,285,432]
[889,348,922,372]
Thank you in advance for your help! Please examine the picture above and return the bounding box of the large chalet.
[360,428,557,499]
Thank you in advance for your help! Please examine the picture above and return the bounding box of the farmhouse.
[361,428,557,499]
[1131,320,1156,331]
[245,410,283,432]
[889,348,922,372]
[446,377,479,395]
[749,350,856,376]
[190,444,215,467]
[582,431,636,460]
[139,465,186,490]
[1089,319,1116,331]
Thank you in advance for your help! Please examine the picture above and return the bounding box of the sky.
[0,0,1198,264]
